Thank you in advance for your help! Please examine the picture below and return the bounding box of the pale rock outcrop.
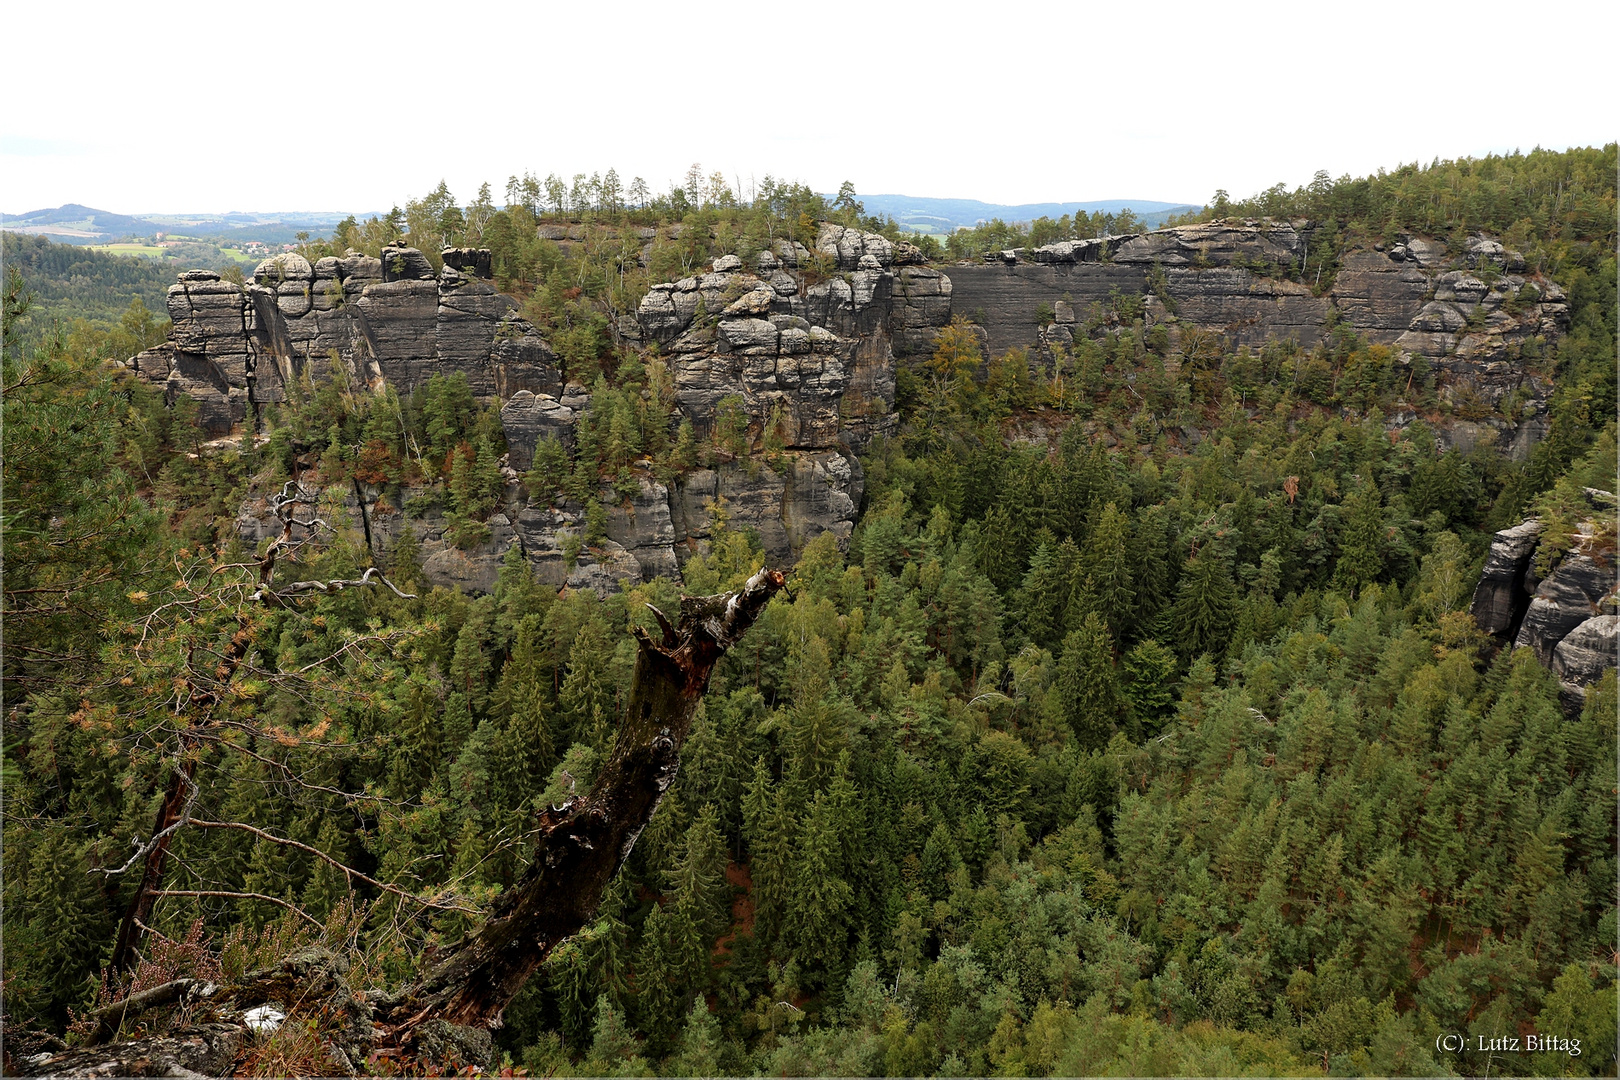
[1469,519,1544,638]
[670,450,862,565]
[636,237,954,452]
[1514,521,1619,667]
[132,247,563,434]
[1471,499,1618,707]
[1552,616,1618,701]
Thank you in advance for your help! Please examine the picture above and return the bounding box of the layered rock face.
[624,225,951,452]
[1470,494,1619,708]
[948,221,1568,448]
[212,228,913,591]
[232,451,860,596]
[173,217,1574,602]
[234,472,681,597]
[131,244,562,433]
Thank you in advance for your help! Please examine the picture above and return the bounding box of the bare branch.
[188,819,480,914]
[92,766,200,877]
[153,890,322,929]
[252,566,416,604]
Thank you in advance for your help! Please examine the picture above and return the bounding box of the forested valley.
[3,146,1616,1077]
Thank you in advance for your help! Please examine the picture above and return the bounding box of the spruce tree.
[449,603,493,711]
[558,620,615,750]
[1078,501,1135,642]
[633,903,683,1044]
[1171,545,1238,663]
[1334,478,1387,595]
[1057,612,1124,751]
[785,791,854,980]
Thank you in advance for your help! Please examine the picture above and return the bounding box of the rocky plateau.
[132,219,1584,613]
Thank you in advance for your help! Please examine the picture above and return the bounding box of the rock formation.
[1470,492,1618,708]
[948,220,1568,455]
[130,244,562,432]
[123,216,1576,599]
[622,224,950,451]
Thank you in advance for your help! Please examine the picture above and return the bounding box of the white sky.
[3,0,1614,216]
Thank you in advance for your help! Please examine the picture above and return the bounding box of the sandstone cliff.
[620,224,950,451]
[949,221,1567,457]
[134,216,1576,598]
[1470,492,1618,708]
[130,243,562,433]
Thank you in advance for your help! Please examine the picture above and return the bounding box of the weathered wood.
[83,978,197,1046]
[383,567,787,1036]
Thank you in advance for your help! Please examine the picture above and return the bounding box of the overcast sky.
[4,0,1614,216]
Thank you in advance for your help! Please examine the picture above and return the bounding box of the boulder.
[1513,532,1619,667]
[441,247,493,278]
[380,243,436,282]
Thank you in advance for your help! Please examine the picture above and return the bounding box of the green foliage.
[5,147,1617,1077]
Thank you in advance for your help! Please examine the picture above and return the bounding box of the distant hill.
[1,203,155,239]
[1,204,375,245]
[853,194,1201,234]
[3,232,179,332]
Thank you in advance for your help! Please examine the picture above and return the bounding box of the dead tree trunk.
[382,567,787,1036]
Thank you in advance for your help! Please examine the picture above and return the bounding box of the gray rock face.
[949,222,1569,434]
[234,480,524,595]
[1513,525,1619,667]
[1470,519,1546,637]
[1471,508,1618,705]
[133,247,562,433]
[1552,616,1618,702]
[511,477,677,595]
[670,450,862,565]
[442,246,493,278]
[636,242,949,452]
[130,270,255,429]
[1111,220,1307,267]
[501,390,577,472]
[380,242,436,282]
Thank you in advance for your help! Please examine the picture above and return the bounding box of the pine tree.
[668,997,723,1077]
[1129,505,1174,625]
[743,761,794,949]
[785,791,854,979]
[1121,638,1178,736]
[1016,540,1073,649]
[472,435,504,516]
[558,620,614,749]
[385,523,424,591]
[523,436,570,505]
[16,829,109,1026]
[634,903,683,1044]
[449,603,493,710]
[665,804,730,950]
[389,677,442,796]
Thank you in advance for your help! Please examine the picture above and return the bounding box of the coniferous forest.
[3,147,1617,1077]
